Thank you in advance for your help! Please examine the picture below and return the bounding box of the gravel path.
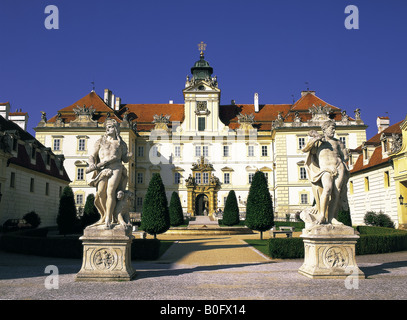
[1,233,407,301]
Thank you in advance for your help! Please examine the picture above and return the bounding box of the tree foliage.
[169,191,184,227]
[81,193,100,229]
[56,186,78,235]
[22,211,41,228]
[337,208,352,227]
[141,173,170,238]
[245,171,274,239]
[222,190,240,226]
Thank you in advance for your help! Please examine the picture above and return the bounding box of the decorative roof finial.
[198,41,207,57]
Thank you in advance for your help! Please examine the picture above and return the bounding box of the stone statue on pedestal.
[76,119,136,281]
[87,119,133,229]
[300,120,350,229]
[298,120,364,279]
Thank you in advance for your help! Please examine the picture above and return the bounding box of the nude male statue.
[87,119,132,228]
[301,120,350,226]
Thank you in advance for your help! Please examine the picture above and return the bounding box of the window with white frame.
[224,172,230,184]
[298,137,306,150]
[174,145,181,157]
[203,146,209,157]
[76,194,84,206]
[136,197,143,207]
[248,173,254,184]
[195,146,201,157]
[78,138,86,151]
[261,145,268,157]
[53,139,60,151]
[195,172,201,184]
[248,145,254,157]
[203,172,209,184]
[300,193,308,204]
[300,167,307,180]
[77,168,84,180]
[223,145,229,157]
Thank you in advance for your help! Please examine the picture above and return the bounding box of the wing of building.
[34,51,368,220]
[0,102,70,227]
[348,116,407,228]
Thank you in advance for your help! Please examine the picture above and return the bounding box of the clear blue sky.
[1,0,406,138]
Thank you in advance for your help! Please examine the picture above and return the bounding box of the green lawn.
[244,239,269,257]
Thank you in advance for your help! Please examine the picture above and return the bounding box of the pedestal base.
[76,224,136,281]
[298,224,365,279]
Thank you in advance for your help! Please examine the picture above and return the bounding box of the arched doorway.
[195,194,209,216]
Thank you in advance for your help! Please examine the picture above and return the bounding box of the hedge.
[268,226,407,259]
[0,227,162,260]
[355,226,407,255]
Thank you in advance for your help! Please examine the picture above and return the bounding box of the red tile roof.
[47,91,121,124]
[350,120,402,174]
[45,91,350,131]
[350,145,391,174]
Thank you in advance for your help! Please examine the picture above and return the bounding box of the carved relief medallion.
[323,246,348,269]
[94,248,115,270]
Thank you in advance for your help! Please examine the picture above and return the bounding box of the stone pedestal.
[298,224,365,279]
[76,225,136,281]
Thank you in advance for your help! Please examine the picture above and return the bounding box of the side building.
[348,116,407,228]
[0,101,70,227]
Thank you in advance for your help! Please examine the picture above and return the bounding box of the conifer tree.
[56,186,78,235]
[222,190,240,226]
[141,173,170,239]
[245,171,274,239]
[337,208,352,227]
[81,193,100,229]
[169,191,184,227]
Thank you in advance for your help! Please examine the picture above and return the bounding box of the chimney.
[254,93,259,113]
[169,100,173,104]
[231,100,236,105]
[110,93,115,110]
[301,90,316,97]
[9,111,29,131]
[115,97,121,110]
[377,116,390,133]
[104,89,112,107]
[0,102,10,119]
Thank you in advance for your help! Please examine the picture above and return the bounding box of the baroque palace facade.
[34,50,367,219]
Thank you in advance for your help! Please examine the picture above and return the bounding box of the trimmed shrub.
[81,194,100,229]
[57,186,78,235]
[267,226,407,259]
[268,237,304,259]
[363,211,394,228]
[22,211,41,228]
[0,228,164,260]
[140,173,170,239]
[245,171,274,239]
[169,192,184,227]
[222,190,240,226]
[356,226,407,255]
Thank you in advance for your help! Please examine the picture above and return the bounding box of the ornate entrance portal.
[185,156,221,217]
[195,194,209,216]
